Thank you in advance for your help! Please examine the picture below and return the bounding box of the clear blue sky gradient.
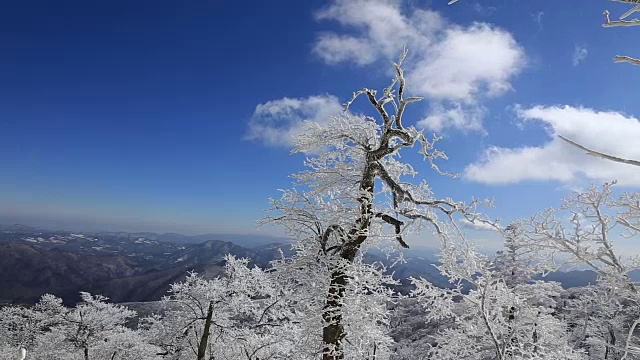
[1,0,638,238]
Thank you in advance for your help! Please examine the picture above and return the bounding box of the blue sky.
[2,0,640,246]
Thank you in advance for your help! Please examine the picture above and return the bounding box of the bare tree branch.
[603,9,640,27]
[614,55,640,66]
[559,135,640,166]
[375,212,409,248]
[620,4,640,19]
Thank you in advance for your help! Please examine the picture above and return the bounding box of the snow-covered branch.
[559,135,640,167]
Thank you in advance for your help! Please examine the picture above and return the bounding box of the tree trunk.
[322,267,349,360]
[84,347,89,360]
[604,327,617,360]
[505,305,516,359]
[321,147,374,359]
[197,301,214,360]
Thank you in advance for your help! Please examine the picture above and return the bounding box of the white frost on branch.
[602,1,640,66]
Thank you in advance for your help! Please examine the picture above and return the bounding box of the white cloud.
[464,105,640,185]
[312,0,526,133]
[572,45,588,66]
[461,219,499,232]
[418,103,486,133]
[246,95,343,147]
[313,0,430,63]
[410,23,523,102]
[313,34,378,65]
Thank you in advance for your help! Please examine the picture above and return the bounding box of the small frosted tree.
[0,294,66,360]
[409,228,581,360]
[0,293,154,360]
[522,182,640,281]
[143,255,299,360]
[50,292,151,360]
[0,306,40,354]
[521,182,640,359]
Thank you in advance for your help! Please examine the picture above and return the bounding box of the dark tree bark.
[197,301,214,360]
[321,151,376,360]
[322,268,349,359]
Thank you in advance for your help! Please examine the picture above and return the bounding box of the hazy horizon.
[0,212,282,237]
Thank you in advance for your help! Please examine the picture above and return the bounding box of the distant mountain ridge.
[0,224,294,305]
[2,224,635,306]
[83,230,291,248]
[0,242,141,305]
[0,223,291,248]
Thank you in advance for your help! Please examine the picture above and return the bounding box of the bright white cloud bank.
[248,0,526,144]
[464,105,640,185]
[246,95,343,147]
[314,0,526,133]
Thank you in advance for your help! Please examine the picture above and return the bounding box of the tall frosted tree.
[265,49,490,359]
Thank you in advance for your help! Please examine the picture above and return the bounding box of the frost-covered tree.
[143,255,299,360]
[0,293,155,360]
[493,224,548,288]
[522,182,639,281]
[521,183,640,359]
[0,294,65,360]
[265,49,493,359]
[47,292,155,360]
[0,306,40,354]
[389,298,450,360]
[560,285,640,359]
[409,231,581,360]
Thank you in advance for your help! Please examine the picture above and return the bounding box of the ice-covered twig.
[614,55,640,66]
[559,135,640,166]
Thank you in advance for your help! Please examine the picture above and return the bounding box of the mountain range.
[0,224,629,306]
[0,224,295,305]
